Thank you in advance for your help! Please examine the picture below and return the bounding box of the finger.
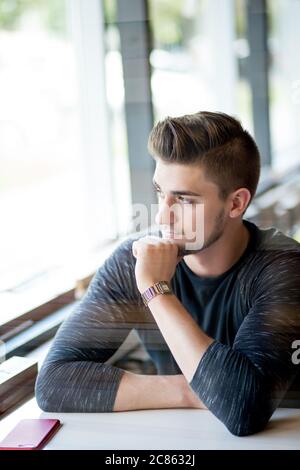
[141,235,162,245]
[177,245,185,257]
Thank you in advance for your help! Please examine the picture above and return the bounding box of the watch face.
[161,284,169,292]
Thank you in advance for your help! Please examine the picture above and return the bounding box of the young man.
[35,111,300,436]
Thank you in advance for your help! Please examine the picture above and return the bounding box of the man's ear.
[228,188,251,218]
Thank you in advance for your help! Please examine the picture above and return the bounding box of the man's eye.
[177,196,194,204]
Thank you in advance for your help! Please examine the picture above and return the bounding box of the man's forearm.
[113,371,206,411]
[147,295,214,381]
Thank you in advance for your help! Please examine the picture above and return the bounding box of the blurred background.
[0,0,299,366]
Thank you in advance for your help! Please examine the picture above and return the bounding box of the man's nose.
[155,197,177,226]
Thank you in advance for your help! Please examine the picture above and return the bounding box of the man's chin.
[168,240,205,257]
[159,232,205,255]
[178,245,205,256]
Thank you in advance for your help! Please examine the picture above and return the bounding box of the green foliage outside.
[103,0,117,25]
[0,0,66,34]
[149,0,184,47]
[103,0,185,47]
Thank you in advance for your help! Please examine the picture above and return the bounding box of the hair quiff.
[148,111,261,204]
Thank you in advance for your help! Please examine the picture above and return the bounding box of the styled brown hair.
[148,111,261,204]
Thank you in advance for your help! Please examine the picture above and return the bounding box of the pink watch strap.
[141,281,172,306]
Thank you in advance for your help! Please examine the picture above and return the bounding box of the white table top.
[1,398,300,450]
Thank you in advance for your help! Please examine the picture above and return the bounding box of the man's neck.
[183,220,250,278]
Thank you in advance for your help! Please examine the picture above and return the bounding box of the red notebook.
[0,419,61,450]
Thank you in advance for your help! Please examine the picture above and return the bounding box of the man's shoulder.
[237,222,300,303]
[244,219,299,257]
[240,221,300,286]
[255,223,300,253]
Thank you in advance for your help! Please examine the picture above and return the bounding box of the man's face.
[153,159,229,255]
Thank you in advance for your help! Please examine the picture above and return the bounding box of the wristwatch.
[141,281,172,307]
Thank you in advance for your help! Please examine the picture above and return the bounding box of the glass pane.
[0,0,89,291]
[148,0,252,131]
[267,0,300,172]
[103,0,132,237]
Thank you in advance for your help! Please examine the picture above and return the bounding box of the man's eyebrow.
[152,179,202,197]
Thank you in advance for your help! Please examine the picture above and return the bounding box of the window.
[0,0,122,327]
[149,0,245,125]
[103,0,132,236]
[267,0,300,172]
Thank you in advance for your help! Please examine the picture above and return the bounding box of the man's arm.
[35,238,140,412]
[132,238,214,381]
[113,371,206,411]
[188,250,300,436]
[146,294,213,381]
[133,239,300,436]
[35,237,205,413]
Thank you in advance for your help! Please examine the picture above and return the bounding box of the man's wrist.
[141,280,172,306]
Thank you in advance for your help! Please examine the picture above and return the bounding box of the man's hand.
[132,236,183,293]
[132,236,214,383]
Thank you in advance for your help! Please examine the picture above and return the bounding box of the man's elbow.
[35,392,55,412]
[224,405,272,437]
[35,366,61,412]
[226,419,268,437]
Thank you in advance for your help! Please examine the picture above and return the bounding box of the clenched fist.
[132,236,183,293]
